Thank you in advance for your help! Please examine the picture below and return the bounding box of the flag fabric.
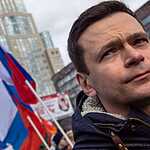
[0,59,28,150]
[0,46,37,105]
[41,119,57,136]
[0,46,53,150]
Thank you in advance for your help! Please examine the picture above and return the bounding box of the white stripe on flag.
[0,62,17,141]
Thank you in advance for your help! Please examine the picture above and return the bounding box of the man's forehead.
[78,12,144,51]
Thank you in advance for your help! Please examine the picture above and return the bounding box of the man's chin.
[127,81,150,105]
[128,93,150,108]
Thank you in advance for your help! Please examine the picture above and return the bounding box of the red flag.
[42,119,57,136]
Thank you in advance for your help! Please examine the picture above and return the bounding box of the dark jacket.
[72,91,150,150]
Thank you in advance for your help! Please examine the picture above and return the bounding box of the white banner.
[33,93,74,120]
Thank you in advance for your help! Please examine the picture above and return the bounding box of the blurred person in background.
[53,130,74,150]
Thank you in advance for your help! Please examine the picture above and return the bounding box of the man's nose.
[123,44,144,68]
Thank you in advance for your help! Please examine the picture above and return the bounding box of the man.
[67,1,150,150]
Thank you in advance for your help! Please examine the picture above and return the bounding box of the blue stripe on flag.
[3,81,32,111]
[3,112,28,150]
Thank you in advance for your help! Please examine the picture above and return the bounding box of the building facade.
[0,0,56,96]
[135,0,150,37]
[40,31,64,74]
[52,63,81,107]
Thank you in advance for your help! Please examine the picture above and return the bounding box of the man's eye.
[102,48,118,59]
[133,38,149,46]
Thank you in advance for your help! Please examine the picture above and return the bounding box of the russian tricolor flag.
[0,47,49,150]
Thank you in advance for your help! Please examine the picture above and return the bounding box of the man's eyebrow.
[95,32,148,62]
[126,32,148,43]
[95,39,121,61]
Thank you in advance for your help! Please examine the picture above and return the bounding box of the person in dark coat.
[67,1,150,149]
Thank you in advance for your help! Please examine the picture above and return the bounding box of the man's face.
[78,12,150,108]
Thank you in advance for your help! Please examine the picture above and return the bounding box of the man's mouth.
[125,71,150,83]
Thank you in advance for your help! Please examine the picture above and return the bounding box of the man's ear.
[76,72,96,97]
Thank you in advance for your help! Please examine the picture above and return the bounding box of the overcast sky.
[24,0,148,65]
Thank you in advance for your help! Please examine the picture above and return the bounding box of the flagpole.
[30,104,42,122]
[27,116,51,150]
[26,80,73,148]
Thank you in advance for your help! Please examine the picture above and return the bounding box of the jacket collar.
[75,91,150,127]
[76,91,126,120]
